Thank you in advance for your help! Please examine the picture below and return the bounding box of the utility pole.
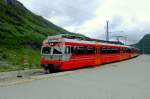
[106,21,109,41]
[105,20,126,44]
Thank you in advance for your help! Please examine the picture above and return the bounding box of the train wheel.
[44,70,49,74]
[48,68,53,73]
[43,67,49,74]
[48,66,57,73]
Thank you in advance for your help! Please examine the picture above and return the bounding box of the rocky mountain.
[132,34,150,54]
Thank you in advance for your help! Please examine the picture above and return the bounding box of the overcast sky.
[18,0,150,44]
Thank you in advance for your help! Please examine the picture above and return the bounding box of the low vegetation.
[0,46,41,72]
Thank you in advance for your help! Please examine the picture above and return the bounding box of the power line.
[105,20,127,44]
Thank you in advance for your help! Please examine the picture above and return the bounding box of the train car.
[41,35,140,73]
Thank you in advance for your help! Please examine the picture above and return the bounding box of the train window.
[65,46,71,54]
[110,48,114,53]
[72,46,81,55]
[112,48,120,53]
[72,46,95,55]
[123,48,127,53]
[120,48,124,53]
[76,46,85,54]
[52,46,62,54]
[126,48,131,53]
[71,46,75,54]
[72,46,80,55]
[100,47,106,54]
[86,47,95,54]
[107,48,112,53]
[107,48,113,54]
[100,47,120,54]
[42,47,51,54]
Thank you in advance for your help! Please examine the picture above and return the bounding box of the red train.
[41,35,139,73]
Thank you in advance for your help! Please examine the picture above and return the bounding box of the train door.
[62,46,71,61]
[96,46,101,65]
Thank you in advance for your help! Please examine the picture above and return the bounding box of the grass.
[0,46,41,72]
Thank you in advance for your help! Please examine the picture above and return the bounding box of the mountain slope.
[0,0,70,48]
[0,0,73,71]
[133,34,150,54]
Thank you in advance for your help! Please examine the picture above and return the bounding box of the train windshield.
[42,47,51,54]
[42,46,63,54]
[52,46,63,54]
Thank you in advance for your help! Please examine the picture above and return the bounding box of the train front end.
[40,36,66,73]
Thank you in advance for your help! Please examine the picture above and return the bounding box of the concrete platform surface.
[0,55,150,99]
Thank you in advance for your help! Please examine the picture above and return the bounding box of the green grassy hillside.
[0,0,72,72]
[133,34,150,54]
[0,0,70,48]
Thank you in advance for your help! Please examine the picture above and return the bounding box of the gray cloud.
[109,16,123,30]
[20,0,101,27]
[84,17,150,44]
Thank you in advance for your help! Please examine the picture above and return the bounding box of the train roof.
[47,34,124,44]
[45,34,137,48]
